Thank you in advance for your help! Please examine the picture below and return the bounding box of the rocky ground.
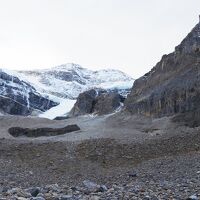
[0,112,200,199]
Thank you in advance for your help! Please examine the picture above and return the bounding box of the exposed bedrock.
[125,21,200,122]
[69,89,125,116]
[0,70,58,115]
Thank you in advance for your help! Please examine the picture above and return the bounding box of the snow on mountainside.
[18,63,134,100]
[0,63,134,119]
[0,69,58,116]
[15,63,134,119]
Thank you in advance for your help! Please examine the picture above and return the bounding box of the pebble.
[26,187,40,197]
[0,180,200,200]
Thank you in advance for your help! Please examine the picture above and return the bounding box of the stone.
[17,198,27,200]
[128,172,137,178]
[97,185,108,192]
[45,184,60,193]
[26,187,40,197]
[83,180,100,192]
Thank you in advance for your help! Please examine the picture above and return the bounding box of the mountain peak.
[175,19,200,54]
[51,63,84,71]
[17,64,134,100]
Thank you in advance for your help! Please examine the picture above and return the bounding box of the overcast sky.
[0,0,200,78]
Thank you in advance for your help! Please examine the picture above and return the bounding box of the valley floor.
[0,112,200,199]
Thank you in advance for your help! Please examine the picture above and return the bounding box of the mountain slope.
[0,64,134,118]
[0,69,58,115]
[18,63,134,99]
[15,63,134,119]
[125,18,200,125]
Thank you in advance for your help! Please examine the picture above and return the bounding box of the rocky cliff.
[125,19,200,123]
[0,70,58,115]
[69,89,125,116]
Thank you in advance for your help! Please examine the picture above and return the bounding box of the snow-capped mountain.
[0,63,134,118]
[18,63,134,99]
[0,69,58,115]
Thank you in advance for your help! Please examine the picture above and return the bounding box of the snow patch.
[39,98,76,120]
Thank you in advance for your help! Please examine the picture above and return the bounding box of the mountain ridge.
[125,20,200,124]
[18,63,134,99]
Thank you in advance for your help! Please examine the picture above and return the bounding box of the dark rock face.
[125,21,200,120]
[46,70,87,85]
[172,109,200,128]
[28,92,57,112]
[0,70,58,115]
[70,89,124,116]
[70,89,97,116]
[0,96,31,115]
[8,124,80,137]
[93,92,124,115]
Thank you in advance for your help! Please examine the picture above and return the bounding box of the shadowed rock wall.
[125,22,200,119]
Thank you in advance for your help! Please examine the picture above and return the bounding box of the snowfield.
[39,98,76,120]
[18,63,134,99]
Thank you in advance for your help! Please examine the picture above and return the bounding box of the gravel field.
[0,112,200,199]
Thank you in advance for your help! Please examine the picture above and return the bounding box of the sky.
[0,0,200,78]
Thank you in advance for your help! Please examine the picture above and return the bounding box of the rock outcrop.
[0,70,58,115]
[69,89,124,116]
[125,19,200,122]
[93,92,124,115]
[70,89,97,116]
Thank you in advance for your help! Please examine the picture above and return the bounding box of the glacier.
[0,63,134,119]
